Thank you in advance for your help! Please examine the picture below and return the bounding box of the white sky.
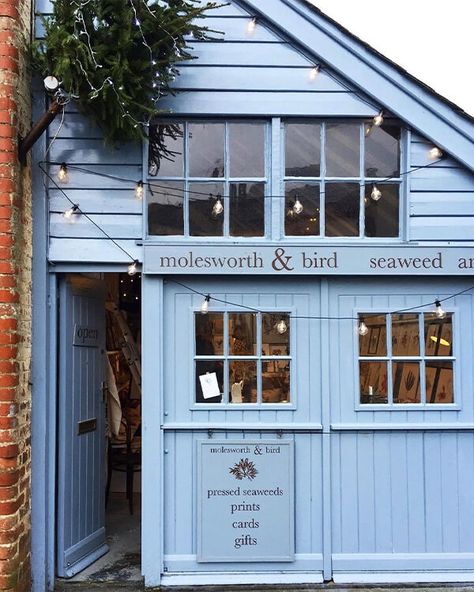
[308,0,474,117]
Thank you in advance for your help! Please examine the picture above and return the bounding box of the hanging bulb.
[127,260,139,276]
[293,197,303,215]
[364,124,373,137]
[358,321,369,336]
[63,204,79,219]
[275,319,288,334]
[212,195,224,216]
[247,17,257,34]
[200,295,210,314]
[434,300,446,319]
[135,180,144,199]
[371,185,382,201]
[309,65,320,81]
[373,111,384,127]
[58,163,69,183]
[429,147,443,159]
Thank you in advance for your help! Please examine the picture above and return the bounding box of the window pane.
[229,123,265,177]
[365,124,400,177]
[364,184,399,237]
[262,361,290,403]
[393,361,420,403]
[359,361,388,403]
[195,313,223,356]
[325,183,359,236]
[285,182,319,236]
[196,360,223,403]
[359,314,386,356]
[424,313,453,356]
[229,361,257,403]
[262,313,290,355]
[189,182,224,236]
[326,123,360,177]
[285,123,320,177]
[149,124,184,177]
[229,313,256,355]
[188,123,224,177]
[229,182,264,237]
[392,314,419,356]
[148,181,183,235]
[426,361,453,404]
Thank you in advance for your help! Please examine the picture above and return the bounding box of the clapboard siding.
[409,132,474,242]
[48,239,141,263]
[49,140,141,166]
[47,165,141,190]
[49,190,142,215]
[50,213,142,240]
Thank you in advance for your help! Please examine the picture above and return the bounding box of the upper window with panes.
[284,121,401,238]
[147,119,401,239]
[148,121,267,237]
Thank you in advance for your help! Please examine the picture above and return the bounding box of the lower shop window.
[358,312,454,406]
[195,312,291,405]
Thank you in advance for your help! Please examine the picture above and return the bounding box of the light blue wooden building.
[31,0,474,589]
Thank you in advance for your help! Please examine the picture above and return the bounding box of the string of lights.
[169,279,474,337]
[43,156,445,206]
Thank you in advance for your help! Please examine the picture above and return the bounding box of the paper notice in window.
[199,372,220,399]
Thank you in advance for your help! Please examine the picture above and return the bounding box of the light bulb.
[127,260,139,276]
[373,111,384,127]
[358,321,369,336]
[365,124,373,137]
[200,295,210,314]
[63,204,79,219]
[58,163,68,183]
[293,197,303,215]
[275,319,288,334]
[429,147,443,159]
[309,65,320,80]
[247,17,257,34]
[371,185,382,201]
[135,181,144,199]
[434,300,446,319]
[212,196,224,216]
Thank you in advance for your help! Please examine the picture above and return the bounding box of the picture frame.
[394,361,420,404]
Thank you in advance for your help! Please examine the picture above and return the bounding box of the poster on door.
[197,440,294,562]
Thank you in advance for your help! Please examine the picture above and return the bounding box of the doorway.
[55,273,142,584]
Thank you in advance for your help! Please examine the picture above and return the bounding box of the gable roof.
[239,0,474,172]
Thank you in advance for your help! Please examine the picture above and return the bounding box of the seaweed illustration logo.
[229,458,258,481]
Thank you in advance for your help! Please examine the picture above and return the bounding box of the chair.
[105,417,141,515]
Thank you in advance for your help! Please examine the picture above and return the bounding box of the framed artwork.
[394,362,420,403]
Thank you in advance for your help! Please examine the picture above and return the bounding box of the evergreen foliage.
[33,0,222,144]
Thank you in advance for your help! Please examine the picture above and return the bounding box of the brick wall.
[0,0,32,590]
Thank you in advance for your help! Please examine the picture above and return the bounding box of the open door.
[57,275,108,577]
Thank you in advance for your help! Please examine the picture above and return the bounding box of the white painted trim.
[334,572,474,584]
[161,572,324,586]
[162,423,323,430]
[331,423,474,431]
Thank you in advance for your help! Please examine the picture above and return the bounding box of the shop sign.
[144,244,474,275]
[197,440,294,562]
[73,324,100,347]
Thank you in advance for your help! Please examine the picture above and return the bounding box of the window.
[358,312,454,406]
[284,121,401,238]
[148,121,267,237]
[194,312,291,405]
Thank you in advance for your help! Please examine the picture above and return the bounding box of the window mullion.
[184,122,190,237]
[420,313,426,404]
[387,313,393,405]
[359,122,365,238]
[320,123,326,237]
[224,122,230,237]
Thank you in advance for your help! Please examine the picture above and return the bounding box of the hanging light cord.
[41,158,444,201]
[39,163,138,264]
[169,279,474,322]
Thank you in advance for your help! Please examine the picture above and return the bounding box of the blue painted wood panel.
[56,276,107,577]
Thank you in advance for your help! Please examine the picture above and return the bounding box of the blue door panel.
[57,276,108,578]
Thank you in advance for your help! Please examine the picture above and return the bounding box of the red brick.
[0,137,14,151]
[0,277,16,289]
[0,471,18,488]
[0,444,18,459]
[0,3,19,19]
[0,152,16,164]
[0,290,18,303]
[0,179,13,193]
[0,125,14,138]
